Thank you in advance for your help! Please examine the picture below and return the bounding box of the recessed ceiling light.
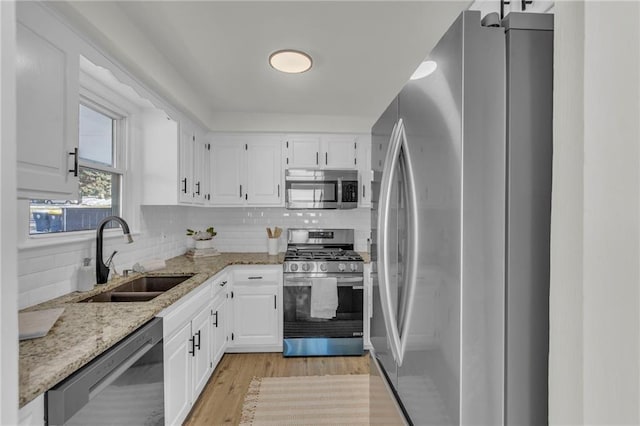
[269,50,313,74]
[410,60,437,80]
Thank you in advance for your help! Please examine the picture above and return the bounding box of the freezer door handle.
[376,118,418,367]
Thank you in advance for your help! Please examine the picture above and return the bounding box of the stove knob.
[338,263,346,272]
[320,263,328,272]
[350,263,358,272]
[302,263,311,272]
[290,263,298,272]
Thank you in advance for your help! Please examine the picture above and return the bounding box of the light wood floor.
[184,352,370,425]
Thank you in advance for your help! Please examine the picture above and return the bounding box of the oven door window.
[288,181,338,203]
[284,283,363,338]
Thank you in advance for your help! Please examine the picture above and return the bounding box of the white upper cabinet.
[178,126,194,204]
[322,135,358,169]
[285,134,358,170]
[356,134,372,207]
[142,111,209,206]
[210,134,283,207]
[141,109,181,205]
[179,126,210,205]
[246,138,283,205]
[16,3,80,199]
[210,137,246,205]
[285,136,321,168]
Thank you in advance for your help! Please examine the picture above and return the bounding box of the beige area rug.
[239,374,370,425]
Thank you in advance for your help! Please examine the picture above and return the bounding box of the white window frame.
[20,79,136,246]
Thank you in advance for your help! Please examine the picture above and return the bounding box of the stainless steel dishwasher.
[46,318,164,426]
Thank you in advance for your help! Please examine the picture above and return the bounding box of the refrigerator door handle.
[377,118,419,367]
[377,119,403,365]
[396,119,420,366]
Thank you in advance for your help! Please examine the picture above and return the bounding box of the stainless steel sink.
[78,274,194,303]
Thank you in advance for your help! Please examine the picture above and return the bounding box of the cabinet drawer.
[158,282,211,338]
[233,267,281,283]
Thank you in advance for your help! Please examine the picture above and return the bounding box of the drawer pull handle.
[248,276,263,280]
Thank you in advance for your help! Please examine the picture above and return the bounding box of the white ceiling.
[55,1,471,132]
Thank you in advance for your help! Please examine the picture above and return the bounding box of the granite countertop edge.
[18,251,286,408]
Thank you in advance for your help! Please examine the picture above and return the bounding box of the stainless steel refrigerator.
[369,11,553,425]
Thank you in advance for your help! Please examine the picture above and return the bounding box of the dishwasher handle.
[46,318,163,426]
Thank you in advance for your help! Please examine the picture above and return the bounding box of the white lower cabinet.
[211,290,228,365]
[159,282,213,426]
[228,266,283,352]
[18,394,44,426]
[191,305,213,397]
[164,321,193,425]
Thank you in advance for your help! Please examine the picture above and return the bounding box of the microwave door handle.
[337,178,343,208]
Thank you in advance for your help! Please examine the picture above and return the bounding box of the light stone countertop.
[18,252,284,408]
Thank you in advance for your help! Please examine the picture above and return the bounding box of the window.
[29,98,125,234]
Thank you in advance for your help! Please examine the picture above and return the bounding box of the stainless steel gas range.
[283,229,364,357]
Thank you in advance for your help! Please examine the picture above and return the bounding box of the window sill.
[18,230,141,251]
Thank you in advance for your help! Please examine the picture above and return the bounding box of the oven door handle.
[284,276,364,287]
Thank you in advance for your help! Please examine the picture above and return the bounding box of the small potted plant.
[187,226,217,250]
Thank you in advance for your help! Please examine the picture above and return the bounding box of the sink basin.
[78,274,194,303]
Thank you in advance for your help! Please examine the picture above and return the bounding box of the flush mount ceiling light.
[269,49,313,74]
[410,60,438,80]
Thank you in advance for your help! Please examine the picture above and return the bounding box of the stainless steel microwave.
[285,169,358,209]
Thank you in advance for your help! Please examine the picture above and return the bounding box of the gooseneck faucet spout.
[96,216,134,284]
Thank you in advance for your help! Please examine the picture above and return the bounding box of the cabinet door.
[16,5,79,199]
[192,306,212,397]
[141,110,180,205]
[247,139,283,205]
[322,136,357,169]
[191,135,207,205]
[164,321,193,426]
[178,127,194,204]
[232,284,279,346]
[285,136,320,168]
[357,135,372,207]
[211,292,227,366]
[201,140,212,203]
[211,139,245,205]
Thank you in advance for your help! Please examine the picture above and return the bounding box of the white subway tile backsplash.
[18,205,371,308]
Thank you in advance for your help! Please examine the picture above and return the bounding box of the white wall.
[549,2,584,423]
[582,2,640,423]
[550,2,640,424]
[0,1,19,423]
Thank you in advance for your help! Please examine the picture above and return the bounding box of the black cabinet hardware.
[274,295,277,309]
[214,311,219,327]
[68,148,79,177]
[189,336,195,356]
[195,330,201,350]
[325,152,328,165]
[248,276,263,280]
[182,178,187,193]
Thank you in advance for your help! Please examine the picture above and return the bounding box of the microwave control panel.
[342,181,359,202]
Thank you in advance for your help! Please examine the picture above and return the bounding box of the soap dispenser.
[77,258,95,292]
